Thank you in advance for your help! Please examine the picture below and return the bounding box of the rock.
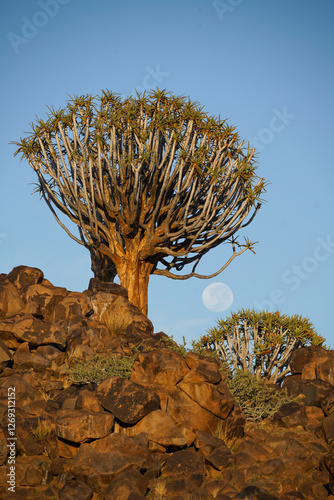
[35,345,65,365]
[128,409,187,449]
[75,389,101,412]
[184,352,223,384]
[317,357,334,385]
[90,433,149,461]
[66,319,110,352]
[88,278,128,297]
[0,337,12,367]
[68,344,96,363]
[70,442,147,492]
[177,378,235,419]
[45,291,92,325]
[0,428,8,465]
[162,449,206,486]
[205,445,232,470]
[130,348,189,387]
[0,374,39,406]
[98,469,148,499]
[283,376,334,407]
[0,282,25,319]
[194,429,228,453]
[321,393,334,416]
[0,314,67,349]
[142,384,228,442]
[56,410,114,443]
[12,342,52,372]
[7,265,44,292]
[96,376,160,425]
[235,485,280,499]
[322,412,334,444]
[273,402,307,429]
[290,346,330,375]
[58,477,93,500]
[25,283,68,318]
[89,292,153,334]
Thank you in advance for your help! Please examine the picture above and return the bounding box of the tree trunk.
[116,256,154,316]
[90,248,117,282]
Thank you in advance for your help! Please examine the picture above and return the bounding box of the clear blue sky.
[1,0,333,347]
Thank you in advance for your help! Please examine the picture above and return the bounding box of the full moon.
[202,283,234,312]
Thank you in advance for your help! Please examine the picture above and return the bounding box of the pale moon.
[202,282,234,312]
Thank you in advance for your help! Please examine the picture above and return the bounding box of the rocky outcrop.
[0,265,333,498]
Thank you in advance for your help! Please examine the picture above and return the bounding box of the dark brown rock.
[88,278,128,297]
[283,375,334,407]
[0,337,12,368]
[0,282,25,319]
[58,477,93,500]
[128,409,187,448]
[130,348,189,387]
[162,449,206,485]
[183,352,223,384]
[90,292,153,334]
[290,345,330,374]
[177,378,235,419]
[0,374,39,407]
[96,376,160,424]
[205,445,232,470]
[273,401,307,429]
[0,314,67,349]
[70,442,147,492]
[99,469,148,499]
[316,357,334,386]
[56,410,114,443]
[234,484,280,499]
[322,412,334,444]
[12,342,52,372]
[7,265,44,292]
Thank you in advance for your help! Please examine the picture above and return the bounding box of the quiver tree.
[196,309,325,384]
[14,89,267,315]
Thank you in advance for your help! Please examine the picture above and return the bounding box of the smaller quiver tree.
[13,89,267,315]
[195,309,326,384]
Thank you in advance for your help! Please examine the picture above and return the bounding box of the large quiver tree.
[14,89,267,315]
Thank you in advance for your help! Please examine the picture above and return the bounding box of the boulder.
[0,374,39,407]
[96,376,160,425]
[70,442,147,492]
[282,375,334,407]
[99,469,148,500]
[130,348,189,387]
[0,282,25,319]
[90,433,149,461]
[290,346,330,375]
[58,478,93,500]
[0,337,12,368]
[128,409,187,449]
[24,283,68,318]
[177,378,235,419]
[89,291,153,334]
[56,410,114,443]
[162,448,206,485]
[322,412,334,444]
[7,265,44,293]
[316,357,334,386]
[12,342,51,372]
[273,402,307,429]
[0,314,67,349]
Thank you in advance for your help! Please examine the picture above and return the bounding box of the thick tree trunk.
[90,248,117,282]
[116,256,154,316]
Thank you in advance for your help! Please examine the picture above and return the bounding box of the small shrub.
[32,419,53,441]
[227,370,297,422]
[67,353,135,384]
